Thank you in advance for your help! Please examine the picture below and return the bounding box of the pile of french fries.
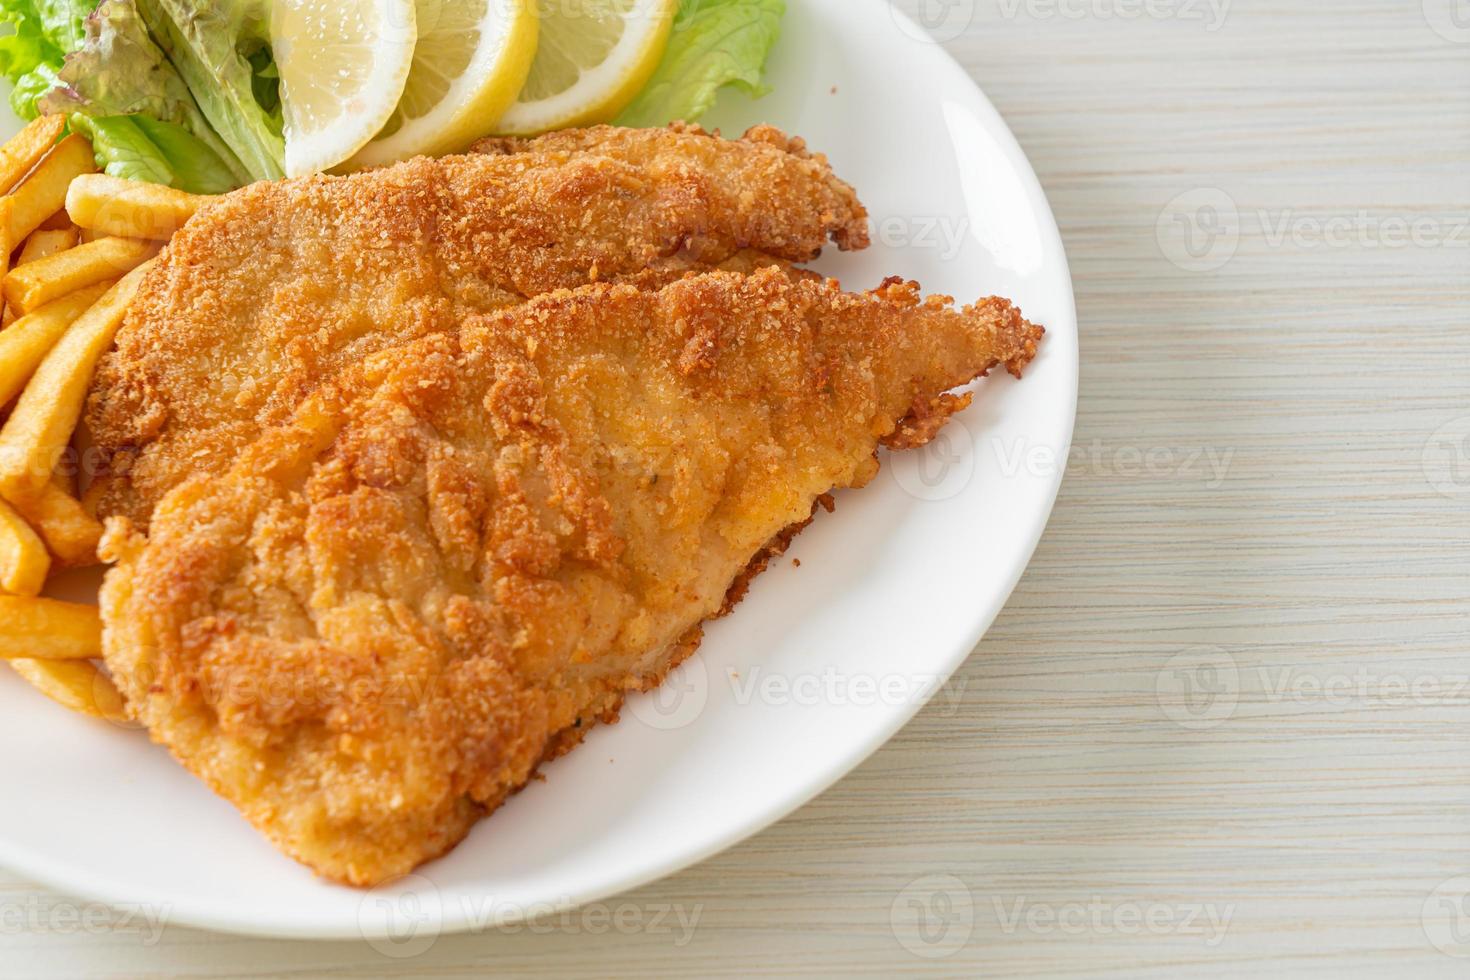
[0,115,211,723]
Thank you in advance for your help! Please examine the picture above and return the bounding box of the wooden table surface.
[5,1,1467,976]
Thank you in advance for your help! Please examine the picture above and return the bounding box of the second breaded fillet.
[100,268,1043,886]
[85,124,869,529]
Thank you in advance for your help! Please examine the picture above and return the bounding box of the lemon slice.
[350,0,539,168]
[494,0,676,136]
[272,0,419,177]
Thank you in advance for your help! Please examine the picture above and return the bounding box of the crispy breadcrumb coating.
[100,268,1042,886]
[85,124,869,529]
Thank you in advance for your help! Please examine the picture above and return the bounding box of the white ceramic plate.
[0,0,1077,940]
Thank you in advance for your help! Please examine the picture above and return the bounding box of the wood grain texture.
[4,1,1467,975]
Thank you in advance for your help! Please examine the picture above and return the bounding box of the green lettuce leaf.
[130,113,235,191]
[0,0,78,118]
[71,112,235,192]
[1,0,264,189]
[133,0,282,181]
[7,60,60,118]
[33,0,90,51]
[616,0,784,128]
[40,0,249,185]
[73,113,171,182]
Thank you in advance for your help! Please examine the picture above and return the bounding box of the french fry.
[4,236,159,314]
[0,285,112,407]
[0,115,65,196]
[13,479,103,566]
[7,658,127,722]
[0,266,149,506]
[0,596,100,660]
[15,226,79,267]
[66,173,209,240]
[51,457,77,497]
[0,135,97,270]
[36,209,74,231]
[0,495,48,594]
[1,305,12,328]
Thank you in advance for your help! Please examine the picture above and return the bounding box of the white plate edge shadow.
[0,0,1078,940]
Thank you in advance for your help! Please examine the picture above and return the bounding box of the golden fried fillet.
[99,268,1043,886]
[86,124,869,529]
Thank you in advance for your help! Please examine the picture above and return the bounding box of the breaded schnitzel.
[85,124,869,529]
[100,268,1043,885]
